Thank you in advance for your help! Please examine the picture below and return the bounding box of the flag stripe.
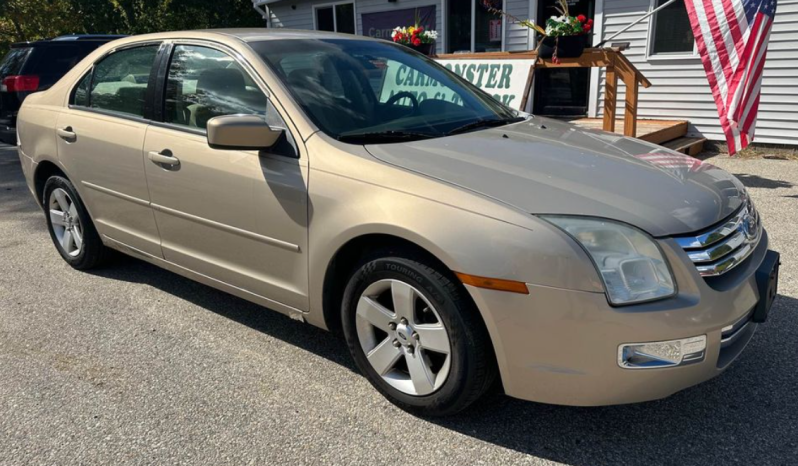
[685,0,775,155]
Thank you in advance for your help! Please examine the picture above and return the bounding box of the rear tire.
[43,176,108,270]
[342,252,497,416]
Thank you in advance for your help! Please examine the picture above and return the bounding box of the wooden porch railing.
[436,48,651,138]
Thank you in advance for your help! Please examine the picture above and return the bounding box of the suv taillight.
[2,75,40,92]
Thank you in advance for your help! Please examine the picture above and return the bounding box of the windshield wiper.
[446,117,525,136]
[336,130,441,144]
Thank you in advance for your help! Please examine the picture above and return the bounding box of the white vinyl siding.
[595,0,798,145]
[268,0,443,53]
[267,1,315,29]
[505,0,535,51]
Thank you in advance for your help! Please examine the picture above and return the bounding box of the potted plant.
[482,0,593,62]
[391,13,438,56]
[539,0,593,60]
[391,25,438,56]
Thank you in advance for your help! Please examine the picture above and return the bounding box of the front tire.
[43,176,108,270]
[342,253,497,416]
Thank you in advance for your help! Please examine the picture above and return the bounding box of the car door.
[143,42,309,312]
[56,43,164,258]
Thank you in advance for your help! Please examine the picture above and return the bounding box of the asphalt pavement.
[1,144,797,466]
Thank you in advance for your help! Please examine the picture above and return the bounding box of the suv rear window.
[27,44,98,76]
[0,47,31,78]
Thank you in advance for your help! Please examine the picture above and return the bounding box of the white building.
[253,0,798,146]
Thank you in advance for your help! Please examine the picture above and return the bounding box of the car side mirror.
[206,115,284,150]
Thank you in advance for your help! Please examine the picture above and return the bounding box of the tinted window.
[164,45,268,130]
[29,44,99,75]
[0,47,31,78]
[90,45,158,117]
[651,0,695,54]
[72,71,91,107]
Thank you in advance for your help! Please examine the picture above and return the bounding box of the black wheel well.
[322,234,454,335]
[33,161,67,206]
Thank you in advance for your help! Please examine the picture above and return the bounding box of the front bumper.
[467,229,774,406]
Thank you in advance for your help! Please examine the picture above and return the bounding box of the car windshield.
[250,39,522,144]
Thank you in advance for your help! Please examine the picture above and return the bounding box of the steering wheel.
[385,91,420,114]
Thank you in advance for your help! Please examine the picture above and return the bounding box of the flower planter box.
[538,35,587,59]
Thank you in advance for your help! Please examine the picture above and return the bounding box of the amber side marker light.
[455,272,530,295]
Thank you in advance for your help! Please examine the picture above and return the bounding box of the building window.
[649,0,696,55]
[446,0,503,53]
[315,2,355,34]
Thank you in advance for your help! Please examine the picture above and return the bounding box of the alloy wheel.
[48,188,83,257]
[355,279,452,396]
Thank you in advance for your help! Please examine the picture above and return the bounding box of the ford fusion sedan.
[16,30,779,416]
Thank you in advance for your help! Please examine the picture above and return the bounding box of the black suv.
[0,34,125,144]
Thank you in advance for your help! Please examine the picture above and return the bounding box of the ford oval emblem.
[742,213,757,240]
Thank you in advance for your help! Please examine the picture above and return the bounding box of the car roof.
[95,28,383,47]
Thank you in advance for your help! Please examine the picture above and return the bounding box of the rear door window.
[88,45,159,117]
[0,47,32,79]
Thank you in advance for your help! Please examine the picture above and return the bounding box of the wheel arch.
[322,233,470,335]
[33,159,68,206]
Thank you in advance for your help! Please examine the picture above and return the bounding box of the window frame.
[155,40,276,136]
[67,41,165,123]
[312,1,357,34]
[646,0,699,60]
[151,39,300,159]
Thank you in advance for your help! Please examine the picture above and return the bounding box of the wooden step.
[638,120,688,145]
[568,118,688,144]
[662,136,706,156]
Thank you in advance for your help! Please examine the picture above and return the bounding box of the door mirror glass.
[206,115,284,150]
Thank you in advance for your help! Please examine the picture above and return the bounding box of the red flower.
[584,23,592,32]
[412,37,422,46]
[577,14,587,23]
[587,18,593,25]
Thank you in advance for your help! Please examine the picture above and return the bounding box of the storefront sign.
[362,6,436,41]
[435,59,533,110]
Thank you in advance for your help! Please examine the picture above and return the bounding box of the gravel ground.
[1,145,797,466]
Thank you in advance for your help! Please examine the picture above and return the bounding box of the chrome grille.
[674,201,761,277]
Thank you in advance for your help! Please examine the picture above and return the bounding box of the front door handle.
[148,150,180,167]
[57,126,76,142]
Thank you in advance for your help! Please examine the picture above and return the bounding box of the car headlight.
[541,216,676,305]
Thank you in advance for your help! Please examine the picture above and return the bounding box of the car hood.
[365,117,745,237]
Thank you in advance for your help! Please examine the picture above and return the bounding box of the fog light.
[618,335,706,369]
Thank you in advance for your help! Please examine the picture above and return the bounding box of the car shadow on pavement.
[87,254,358,371]
[93,251,798,465]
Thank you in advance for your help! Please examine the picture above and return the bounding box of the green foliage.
[0,0,263,56]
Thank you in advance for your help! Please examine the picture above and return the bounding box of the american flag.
[683,0,777,155]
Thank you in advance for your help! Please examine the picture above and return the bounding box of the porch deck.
[568,118,706,156]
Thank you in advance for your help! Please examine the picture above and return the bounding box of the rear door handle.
[57,127,76,142]
[148,150,180,167]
